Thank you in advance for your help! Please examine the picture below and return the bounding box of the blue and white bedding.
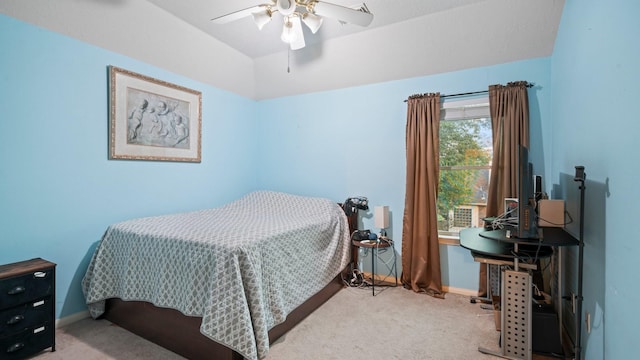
[82,191,351,360]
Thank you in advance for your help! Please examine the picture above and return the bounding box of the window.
[437,98,492,239]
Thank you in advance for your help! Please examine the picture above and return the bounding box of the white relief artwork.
[126,88,190,149]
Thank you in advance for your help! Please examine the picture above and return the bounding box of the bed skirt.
[102,268,347,360]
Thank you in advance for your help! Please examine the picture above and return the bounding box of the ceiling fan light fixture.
[289,15,306,50]
[276,0,296,17]
[281,15,305,50]
[252,9,272,30]
[302,12,323,34]
[211,1,374,53]
[281,17,295,43]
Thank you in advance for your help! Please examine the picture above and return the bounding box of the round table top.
[352,238,393,248]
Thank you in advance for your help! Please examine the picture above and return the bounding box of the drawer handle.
[7,342,25,353]
[6,315,24,325]
[7,286,26,295]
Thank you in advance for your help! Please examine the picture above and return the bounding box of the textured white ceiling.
[0,0,565,99]
[147,0,496,58]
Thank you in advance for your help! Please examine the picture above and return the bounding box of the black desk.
[460,228,556,260]
[479,228,578,247]
[461,227,553,310]
[460,227,578,360]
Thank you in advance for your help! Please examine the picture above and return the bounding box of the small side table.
[352,238,398,295]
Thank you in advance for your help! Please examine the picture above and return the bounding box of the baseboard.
[442,286,478,297]
[55,309,91,328]
[360,272,398,286]
[356,275,478,297]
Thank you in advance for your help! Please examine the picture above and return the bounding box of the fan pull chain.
[287,47,291,73]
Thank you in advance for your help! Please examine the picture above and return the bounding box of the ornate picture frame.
[108,66,202,162]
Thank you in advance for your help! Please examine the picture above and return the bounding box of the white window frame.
[438,96,491,245]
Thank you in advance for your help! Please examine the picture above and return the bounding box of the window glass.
[438,99,492,237]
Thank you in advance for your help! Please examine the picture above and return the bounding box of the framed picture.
[108,65,202,162]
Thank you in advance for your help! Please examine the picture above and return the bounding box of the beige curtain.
[401,93,444,298]
[478,81,530,296]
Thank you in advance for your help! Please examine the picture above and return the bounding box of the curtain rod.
[404,82,534,102]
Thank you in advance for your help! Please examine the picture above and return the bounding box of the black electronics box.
[532,303,563,355]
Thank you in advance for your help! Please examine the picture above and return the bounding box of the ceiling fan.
[211,0,374,50]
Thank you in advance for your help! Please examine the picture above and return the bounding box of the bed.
[81,191,356,360]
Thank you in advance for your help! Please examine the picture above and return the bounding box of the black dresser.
[0,258,56,359]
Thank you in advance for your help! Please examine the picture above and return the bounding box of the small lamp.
[374,205,390,238]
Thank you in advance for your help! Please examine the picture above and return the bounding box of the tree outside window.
[437,116,492,236]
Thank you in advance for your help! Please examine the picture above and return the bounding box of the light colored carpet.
[34,286,510,360]
[265,286,501,360]
[32,316,184,360]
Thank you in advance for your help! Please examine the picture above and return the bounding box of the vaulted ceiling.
[147,0,499,59]
[1,0,565,99]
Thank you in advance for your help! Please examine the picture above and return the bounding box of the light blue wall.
[0,15,259,319]
[255,58,552,289]
[550,0,640,358]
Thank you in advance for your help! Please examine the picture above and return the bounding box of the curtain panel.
[401,93,444,298]
[478,81,530,296]
[486,81,531,217]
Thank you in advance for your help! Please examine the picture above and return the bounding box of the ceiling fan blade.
[211,5,269,24]
[312,1,373,27]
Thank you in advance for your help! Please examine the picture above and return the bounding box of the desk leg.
[371,247,376,296]
[471,263,492,304]
[368,244,398,296]
[557,247,564,351]
[471,264,498,308]
[394,249,398,287]
[479,269,532,360]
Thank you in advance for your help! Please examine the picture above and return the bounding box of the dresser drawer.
[0,269,54,310]
[0,296,53,337]
[0,322,54,359]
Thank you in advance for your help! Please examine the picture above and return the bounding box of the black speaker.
[533,175,542,202]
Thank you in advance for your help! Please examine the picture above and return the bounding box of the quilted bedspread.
[82,191,351,360]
